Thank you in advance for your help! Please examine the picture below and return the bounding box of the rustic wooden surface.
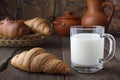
[0,33,120,80]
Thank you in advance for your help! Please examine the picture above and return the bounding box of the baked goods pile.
[11,47,71,75]
[0,17,52,37]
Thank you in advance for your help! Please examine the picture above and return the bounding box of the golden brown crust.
[24,17,52,36]
[11,47,71,75]
[0,18,30,37]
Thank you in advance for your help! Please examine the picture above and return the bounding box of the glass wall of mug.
[70,25,116,73]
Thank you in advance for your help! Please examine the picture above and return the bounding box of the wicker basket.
[0,33,46,46]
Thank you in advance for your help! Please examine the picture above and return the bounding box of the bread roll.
[0,17,30,37]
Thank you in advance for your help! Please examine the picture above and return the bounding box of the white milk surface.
[71,33,104,66]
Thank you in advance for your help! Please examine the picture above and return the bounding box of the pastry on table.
[11,47,71,75]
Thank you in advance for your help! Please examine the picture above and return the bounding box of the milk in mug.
[71,33,104,67]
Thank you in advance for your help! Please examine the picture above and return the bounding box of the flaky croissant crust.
[24,18,52,36]
[11,47,70,75]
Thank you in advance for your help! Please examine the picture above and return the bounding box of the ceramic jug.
[54,11,80,36]
[81,0,114,31]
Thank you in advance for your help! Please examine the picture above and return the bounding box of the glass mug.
[70,26,116,73]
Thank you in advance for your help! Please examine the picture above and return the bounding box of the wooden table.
[0,33,120,80]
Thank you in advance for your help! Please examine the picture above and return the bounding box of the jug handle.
[102,2,114,25]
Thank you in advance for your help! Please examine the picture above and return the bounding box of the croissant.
[11,47,70,75]
[24,18,52,36]
[0,17,30,37]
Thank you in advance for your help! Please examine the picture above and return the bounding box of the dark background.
[0,0,119,32]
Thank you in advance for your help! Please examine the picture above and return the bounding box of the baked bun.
[0,17,30,37]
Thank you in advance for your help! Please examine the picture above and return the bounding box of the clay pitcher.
[81,0,114,31]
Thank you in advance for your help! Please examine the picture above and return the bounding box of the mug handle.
[100,34,116,63]
[102,2,114,25]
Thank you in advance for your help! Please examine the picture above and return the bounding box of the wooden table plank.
[0,47,18,72]
[115,37,120,62]
[0,35,65,80]
[0,34,120,80]
[61,35,120,80]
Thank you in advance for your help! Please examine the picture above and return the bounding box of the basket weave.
[0,33,46,46]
